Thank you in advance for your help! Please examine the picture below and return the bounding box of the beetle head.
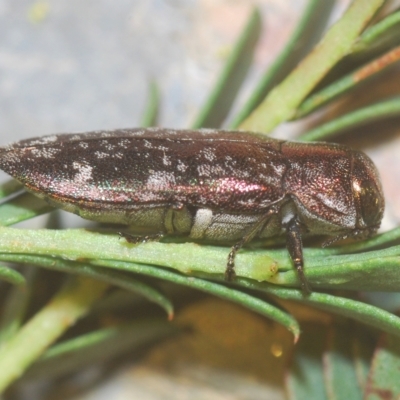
[351,151,384,237]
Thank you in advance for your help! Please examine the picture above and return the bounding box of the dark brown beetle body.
[0,128,385,292]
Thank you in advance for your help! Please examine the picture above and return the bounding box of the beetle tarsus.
[295,260,312,295]
[119,231,164,244]
[286,217,311,295]
[225,261,236,281]
[225,243,242,280]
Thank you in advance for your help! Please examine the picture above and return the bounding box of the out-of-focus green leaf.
[0,276,108,393]
[0,250,301,342]
[0,180,23,200]
[0,253,173,319]
[364,333,400,398]
[300,96,400,141]
[25,319,179,380]
[141,80,160,127]
[311,226,400,255]
[230,0,336,128]
[83,269,174,319]
[295,45,400,118]
[0,265,25,287]
[286,324,328,400]
[324,322,363,399]
[352,9,400,58]
[239,0,384,133]
[0,192,54,226]
[315,9,400,86]
[0,267,33,345]
[239,282,400,340]
[351,324,375,389]
[275,245,400,291]
[191,8,261,129]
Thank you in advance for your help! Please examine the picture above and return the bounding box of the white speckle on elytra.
[162,153,171,166]
[203,147,216,162]
[99,141,115,151]
[71,135,84,141]
[28,135,59,145]
[73,161,93,183]
[143,140,153,149]
[30,147,61,159]
[118,139,130,147]
[114,152,124,159]
[146,171,176,189]
[177,160,187,172]
[197,163,225,177]
[94,151,109,159]
[79,142,89,149]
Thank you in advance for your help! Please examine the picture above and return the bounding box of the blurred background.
[4,1,400,399]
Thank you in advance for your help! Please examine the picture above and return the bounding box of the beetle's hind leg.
[225,208,277,281]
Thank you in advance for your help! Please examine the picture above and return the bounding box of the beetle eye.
[354,178,384,228]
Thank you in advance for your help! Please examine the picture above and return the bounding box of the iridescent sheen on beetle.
[0,128,385,293]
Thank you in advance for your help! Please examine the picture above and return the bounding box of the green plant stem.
[191,8,261,129]
[239,0,384,133]
[230,0,335,128]
[141,80,159,127]
[0,180,22,199]
[294,45,400,119]
[0,276,108,393]
[300,96,400,141]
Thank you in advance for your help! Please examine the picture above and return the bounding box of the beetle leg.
[119,231,164,244]
[225,208,277,281]
[285,217,311,295]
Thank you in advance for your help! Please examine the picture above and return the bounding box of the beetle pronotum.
[0,128,385,293]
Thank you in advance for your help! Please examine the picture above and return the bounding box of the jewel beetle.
[0,128,385,293]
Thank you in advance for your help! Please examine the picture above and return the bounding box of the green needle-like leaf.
[79,269,174,319]
[286,324,328,400]
[238,282,400,339]
[0,267,33,345]
[0,276,108,392]
[300,96,400,141]
[0,248,300,341]
[0,264,25,286]
[364,333,400,398]
[25,319,179,380]
[81,259,301,342]
[239,0,385,133]
[290,291,400,339]
[141,80,160,127]
[351,324,375,389]
[324,323,363,399]
[230,0,335,128]
[352,9,400,58]
[295,45,400,119]
[0,180,23,200]
[1,226,400,292]
[191,8,261,129]
[0,192,54,226]
[0,253,174,319]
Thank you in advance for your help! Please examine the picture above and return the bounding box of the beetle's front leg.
[285,217,311,294]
